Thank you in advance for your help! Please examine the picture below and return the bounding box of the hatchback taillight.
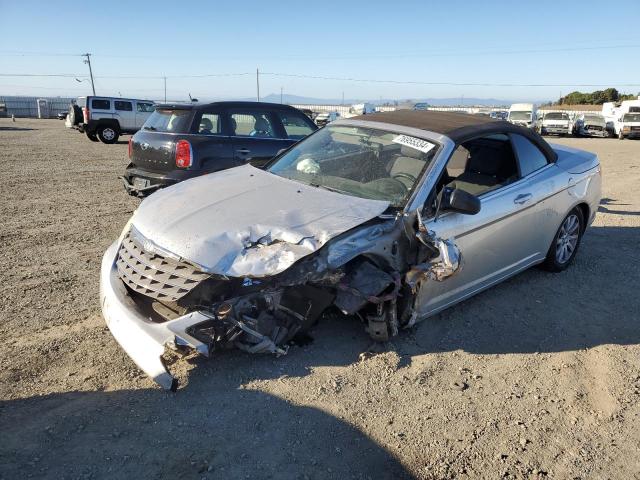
[83,107,90,122]
[128,137,133,158]
[175,140,192,168]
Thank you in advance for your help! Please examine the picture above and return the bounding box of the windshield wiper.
[143,126,157,131]
[308,182,349,195]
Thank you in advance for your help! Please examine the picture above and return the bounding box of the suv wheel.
[86,131,99,142]
[98,125,119,144]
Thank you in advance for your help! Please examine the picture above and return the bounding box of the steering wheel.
[392,172,418,185]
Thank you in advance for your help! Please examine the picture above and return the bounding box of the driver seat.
[389,146,426,189]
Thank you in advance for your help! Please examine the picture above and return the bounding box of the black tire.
[542,208,584,272]
[97,125,119,144]
[69,104,83,126]
[86,131,99,142]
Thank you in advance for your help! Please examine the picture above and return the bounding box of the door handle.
[513,193,532,205]
[236,148,251,154]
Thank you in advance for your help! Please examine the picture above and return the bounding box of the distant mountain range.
[253,93,549,107]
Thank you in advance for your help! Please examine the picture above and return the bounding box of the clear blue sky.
[1,0,639,102]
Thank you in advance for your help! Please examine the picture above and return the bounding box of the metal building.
[0,96,75,118]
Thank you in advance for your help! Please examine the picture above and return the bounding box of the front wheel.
[98,125,119,144]
[542,208,584,272]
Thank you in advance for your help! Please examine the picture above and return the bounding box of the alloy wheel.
[555,214,580,264]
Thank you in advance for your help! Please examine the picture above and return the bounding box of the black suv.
[122,101,318,197]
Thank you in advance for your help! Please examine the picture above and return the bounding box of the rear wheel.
[98,125,119,144]
[85,131,99,142]
[542,208,584,272]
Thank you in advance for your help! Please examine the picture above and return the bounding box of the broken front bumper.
[100,241,212,390]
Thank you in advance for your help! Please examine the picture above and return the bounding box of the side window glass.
[114,101,133,111]
[229,111,276,138]
[197,113,221,134]
[437,134,520,198]
[136,102,154,113]
[277,111,315,139]
[511,134,548,177]
[91,99,110,110]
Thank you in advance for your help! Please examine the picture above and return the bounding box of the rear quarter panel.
[540,145,601,247]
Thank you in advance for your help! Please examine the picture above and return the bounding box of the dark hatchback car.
[122,101,318,196]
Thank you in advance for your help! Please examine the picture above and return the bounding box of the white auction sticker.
[392,134,435,154]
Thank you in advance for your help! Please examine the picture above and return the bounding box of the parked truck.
[507,103,538,130]
[612,99,640,140]
[539,111,573,136]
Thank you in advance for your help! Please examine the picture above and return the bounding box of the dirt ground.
[1,118,639,480]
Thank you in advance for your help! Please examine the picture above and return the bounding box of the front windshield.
[623,113,640,122]
[545,112,569,120]
[510,111,531,121]
[267,125,438,208]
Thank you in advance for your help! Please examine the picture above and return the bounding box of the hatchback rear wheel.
[543,208,584,272]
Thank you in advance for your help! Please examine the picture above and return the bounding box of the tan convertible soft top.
[351,110,557,162]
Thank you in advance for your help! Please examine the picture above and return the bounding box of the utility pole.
[256,68,260,102]
[341,91,344,105]
[163,76,167,102]
[82,53,96,95]
[280,86,283,104]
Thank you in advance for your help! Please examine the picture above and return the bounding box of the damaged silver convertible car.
[100,110,602,390]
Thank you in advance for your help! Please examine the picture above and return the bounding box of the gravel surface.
[1,119,639,479]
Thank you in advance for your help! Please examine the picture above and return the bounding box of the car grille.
[586,125,603,131]
[631,126,640,131]
[116,230,209,301]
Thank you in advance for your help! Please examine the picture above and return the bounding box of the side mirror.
[441,187,481,215]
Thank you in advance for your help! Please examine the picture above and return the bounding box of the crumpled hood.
[132,165,389,277]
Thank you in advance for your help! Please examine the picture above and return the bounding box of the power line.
[3,71,639,89]
[0,73,87,78]
[261,72,640,88]
[1,43,638,60]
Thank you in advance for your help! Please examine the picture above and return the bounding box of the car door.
[227,108,292,168]
[415,133,549,316]
[114,100,135,131]
[189,108,236,172]
[135,101,155,128]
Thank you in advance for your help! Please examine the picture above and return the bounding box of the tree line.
[556,88,637,105]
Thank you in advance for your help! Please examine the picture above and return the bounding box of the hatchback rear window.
[142,109,192,133]
[92,99,111,110]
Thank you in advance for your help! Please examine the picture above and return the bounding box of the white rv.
[613,99,640,139]
[349,103,376,115]
[507,103,538,129]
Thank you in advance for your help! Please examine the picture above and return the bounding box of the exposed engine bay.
[116,210,461,369]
